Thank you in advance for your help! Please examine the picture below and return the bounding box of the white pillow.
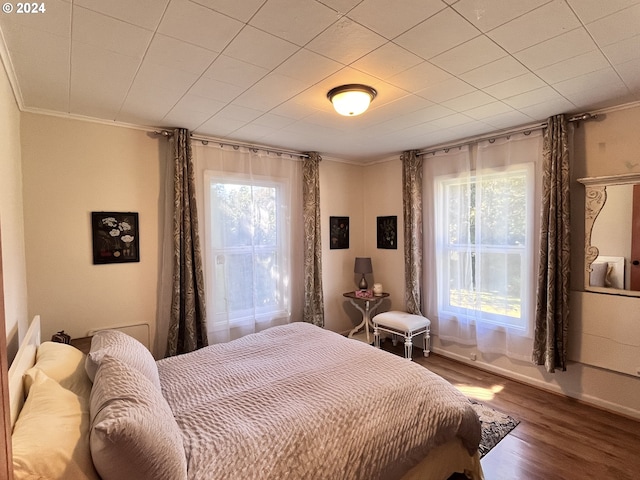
[24,340,92,400]
[85,329,160,389]
[12,369,100,480]
[90,355,188,480]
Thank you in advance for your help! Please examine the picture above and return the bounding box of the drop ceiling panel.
[395,8,480,60]
[514,28,599,71]
[201,55,269,89]
[430,35,507,75]
[460,56,529,89]
[484,73,547,100]
[568,0,640,25]
[535,50,610,84]
[350,43,423,80]
[587,3,640,47]
[347,0,445,39]
[72,7,152,59]
[248,0,340,46]
[452,0,551,32]
[222,26,299,70]
[74,0,169,30]
[306,17,387,65]
[158,0,244,52]
[144,34,218,75]
[189,0,266,22]
[488,1,582,54]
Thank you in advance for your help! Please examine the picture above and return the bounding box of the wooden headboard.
[8,315,40,427]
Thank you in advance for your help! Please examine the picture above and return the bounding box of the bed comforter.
[157,322,481,480]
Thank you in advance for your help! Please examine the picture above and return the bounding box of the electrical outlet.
[470,352,477,361]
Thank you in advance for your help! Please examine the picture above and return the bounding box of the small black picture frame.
[92,212,140,264]
[329,216,349,249]
[377,215,397,249]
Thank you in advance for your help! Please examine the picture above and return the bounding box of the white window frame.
[203,171,290,329]
[435,163,534,331]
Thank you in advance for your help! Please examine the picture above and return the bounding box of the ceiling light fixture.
[327,84,377,117]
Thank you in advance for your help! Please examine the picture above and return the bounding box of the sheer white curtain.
[192,143,304,344]
[423,132,543,361]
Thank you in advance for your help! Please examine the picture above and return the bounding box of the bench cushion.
[374,311,430,332]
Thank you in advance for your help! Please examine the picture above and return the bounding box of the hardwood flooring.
[380,342,640,480]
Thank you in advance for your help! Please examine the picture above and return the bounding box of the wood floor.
[381,342,640,480]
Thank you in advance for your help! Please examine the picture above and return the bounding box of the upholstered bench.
[373,311,430,360]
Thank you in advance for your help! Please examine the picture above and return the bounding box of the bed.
[9,316,484,480]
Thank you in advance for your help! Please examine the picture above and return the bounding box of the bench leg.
[424,328,430,357]
[404,337,413,360]
[374,326,381,349]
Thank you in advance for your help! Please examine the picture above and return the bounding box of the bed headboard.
[8,315,40,427]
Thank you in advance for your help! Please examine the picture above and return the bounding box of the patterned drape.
[401,150,424,315]
[302,152,324,327]
[533,115,571,372]
[166,128,208,356]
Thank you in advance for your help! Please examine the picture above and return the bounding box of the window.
[436,164,533,331]
[204,173,290,331]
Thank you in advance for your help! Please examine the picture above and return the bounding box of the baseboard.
[431,347,640,421]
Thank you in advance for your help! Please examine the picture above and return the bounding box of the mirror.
[578,173,640,296]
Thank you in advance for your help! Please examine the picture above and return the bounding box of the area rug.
[471,401,519,458]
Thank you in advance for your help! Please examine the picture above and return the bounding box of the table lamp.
[354,257,372,290]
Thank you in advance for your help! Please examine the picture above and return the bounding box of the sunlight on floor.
[454,384,504,401]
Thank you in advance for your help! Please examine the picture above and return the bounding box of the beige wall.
[0,58,27,361]
[20,113,167,346]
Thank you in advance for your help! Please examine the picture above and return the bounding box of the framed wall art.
[329,216,349,249]
[91,212,140,264]
[377,215,397,249]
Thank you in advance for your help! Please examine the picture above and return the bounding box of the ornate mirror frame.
[577,173,640,297]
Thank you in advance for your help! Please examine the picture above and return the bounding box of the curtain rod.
[416,112,596,157]
[152,130,309,159]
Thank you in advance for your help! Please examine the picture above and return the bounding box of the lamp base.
[358,275,368,290]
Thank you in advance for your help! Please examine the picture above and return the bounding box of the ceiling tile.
[552,67,625,96]
[395,8,480,60]
[131,61,200,97]
[162,108,213,131]
[388,61,453,92]
[452,0,551,32]
[502,86,565,109]
[306,17,387,65]
[189,0,266,22]
[144,34,218,75]
[535,50,610,84]
[442,90,496,112]
[201,55,269,89]
[347,0,445,39]
[602,35,640,65]
[7,28,70,111]
[273,49,342,84]
[430,35,507,75]
[73,7,153,58]
[616,58,640,90]
[514,28,598,71]
[70,42,140,118]
[463,101,515,120]
[416,77,476,103]
[488,1,582,53]
[567,0,640,24]
[482,110,535,128]
[351,43,423,80]
[0,0,70,37]
[74,0,169,30]
[214,104,265,123]
[587,3,640,47]
[460,56,528,89]
[429,113,475,128]
[484,73,547,100]
[518,97,575,120]
[195,116,247,137]
[248,0,340,46]
[189,76,245,102]
[223,25,299,70]
[233,73,307,111]
[158,0,243,52]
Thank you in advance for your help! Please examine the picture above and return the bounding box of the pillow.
[85,329,160,389]
[12,369,100,480]
[589,262,608,287]
[24,340,92,400]
[90,355,187,480]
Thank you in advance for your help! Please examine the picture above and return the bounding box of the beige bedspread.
[157,322,480,480]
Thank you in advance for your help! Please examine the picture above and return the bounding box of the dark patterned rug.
[471,401,520,458]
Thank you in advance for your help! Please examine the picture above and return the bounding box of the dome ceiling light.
[327,84,377,116]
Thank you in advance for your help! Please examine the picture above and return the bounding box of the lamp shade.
[354,257,372,274]
[327,84,377,116]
